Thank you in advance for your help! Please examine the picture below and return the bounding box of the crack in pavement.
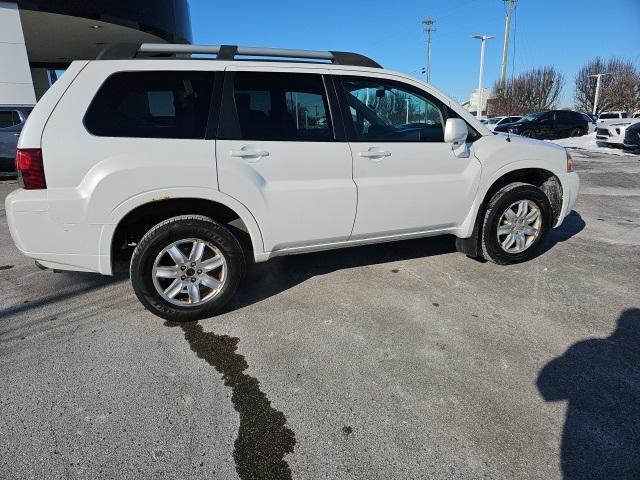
[167,321,296,480]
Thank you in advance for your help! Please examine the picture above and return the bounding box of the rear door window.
[222,72,332,141]
[0,111,21,128]
[84,71,215,139]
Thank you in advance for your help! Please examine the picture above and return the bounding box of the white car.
[596,118,640,147]
[6,43,579,320]
[597,111,629,126]
[482,116,522,131]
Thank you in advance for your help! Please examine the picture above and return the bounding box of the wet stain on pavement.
[342,425,353,438]
[0,265,13,271]
[167,321,296,480]
[391,269,399,273]
[432,302,440,307]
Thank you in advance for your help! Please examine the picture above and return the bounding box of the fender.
[98,187,267,273]
[457,157,567,239]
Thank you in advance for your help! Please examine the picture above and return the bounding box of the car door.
[216,69,356,253]
[0,110,21,161]
[336,75,482,239]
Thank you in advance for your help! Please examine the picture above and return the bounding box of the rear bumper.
[5,189,110,274]
[556,172,580,227]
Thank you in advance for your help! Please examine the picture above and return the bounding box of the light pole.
[472,35,494,120]
[589,72,612,116]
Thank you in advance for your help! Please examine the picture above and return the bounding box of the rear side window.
[84,71,215,139]
[0,111,21,128]
[225,72,332,141]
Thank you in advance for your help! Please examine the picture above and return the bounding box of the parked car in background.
[597,117,640,147]
[0,106,32,173]
[623,121,640,151]
[580,112,596,134]
[482,116,522,131]
[632,110,640,119]
[494,110,588,139]
[597,111,628,127]
[5,43,579,320]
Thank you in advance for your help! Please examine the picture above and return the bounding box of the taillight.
[15,149,47,189]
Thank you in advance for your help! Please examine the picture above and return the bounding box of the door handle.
[230,148,270,159]
[14,133,20,137]
[358,149,391,159]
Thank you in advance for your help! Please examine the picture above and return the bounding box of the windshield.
[484,118,502,125]
[518,112,544,122]
[600,113,619,119]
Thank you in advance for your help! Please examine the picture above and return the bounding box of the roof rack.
[96,43,382,69]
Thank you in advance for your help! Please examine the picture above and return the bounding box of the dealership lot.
[1,149,639,479]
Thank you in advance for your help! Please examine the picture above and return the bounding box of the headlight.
[566,149,574,173]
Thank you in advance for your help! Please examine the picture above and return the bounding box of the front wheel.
[130,215,245,321]
[570,127,584,137]
[480,183,553,265]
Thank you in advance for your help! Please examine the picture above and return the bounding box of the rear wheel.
[480,183,553,265]
[570,127,585,137]
[130,215,245,321]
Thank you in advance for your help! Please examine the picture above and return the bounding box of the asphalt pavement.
[1,149,639,479]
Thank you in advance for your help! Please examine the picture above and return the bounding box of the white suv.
[6,43,579,320]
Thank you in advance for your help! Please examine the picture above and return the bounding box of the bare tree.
[489,67,564,116]
[574,57,640,114]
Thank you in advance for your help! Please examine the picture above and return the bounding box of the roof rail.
[96,43,382,69]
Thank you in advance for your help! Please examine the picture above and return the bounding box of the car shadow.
[226,235,457,314]
[538,210,586,256]
[537,308,640,479]
[0,272,127,321]
[227,210,585,314]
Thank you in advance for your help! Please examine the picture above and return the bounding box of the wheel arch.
[107,194,265,273]
[456,167,563,258]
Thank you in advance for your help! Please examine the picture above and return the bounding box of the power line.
[422,18,436,83]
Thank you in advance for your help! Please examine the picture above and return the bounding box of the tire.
[130,215,245,321]
[480,183,553,265]
[520,129,536,138]
[570,127,584,137]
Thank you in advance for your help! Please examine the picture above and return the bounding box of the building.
[0,0,192,106]
[461,87,493,119]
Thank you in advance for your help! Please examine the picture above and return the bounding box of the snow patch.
[549,133,637,157]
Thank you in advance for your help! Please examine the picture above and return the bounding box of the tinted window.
[599,113,618,119]
[84,71,215,139]
[0,111,21,128]
[341,77,446,142]
[230,72,331,141]
[557,111,574,122]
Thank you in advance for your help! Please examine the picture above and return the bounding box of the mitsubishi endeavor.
[6,44,579,320]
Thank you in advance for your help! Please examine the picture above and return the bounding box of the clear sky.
[189,0,640,107]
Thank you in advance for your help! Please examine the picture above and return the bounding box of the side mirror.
[444,118,468,145]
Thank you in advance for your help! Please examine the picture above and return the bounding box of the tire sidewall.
[482,185,553,264]
[131,217,244,321]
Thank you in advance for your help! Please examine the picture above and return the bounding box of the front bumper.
[5,189,108,274]
[556,171,580,227]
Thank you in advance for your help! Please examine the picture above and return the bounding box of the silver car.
[0,106,33,173]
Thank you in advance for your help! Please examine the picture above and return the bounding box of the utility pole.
[500,0,517,87]
[422,18,436,83]
[589,72,612,115]
[473,35,494,120]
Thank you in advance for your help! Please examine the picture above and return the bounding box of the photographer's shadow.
[537,308,640,479]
